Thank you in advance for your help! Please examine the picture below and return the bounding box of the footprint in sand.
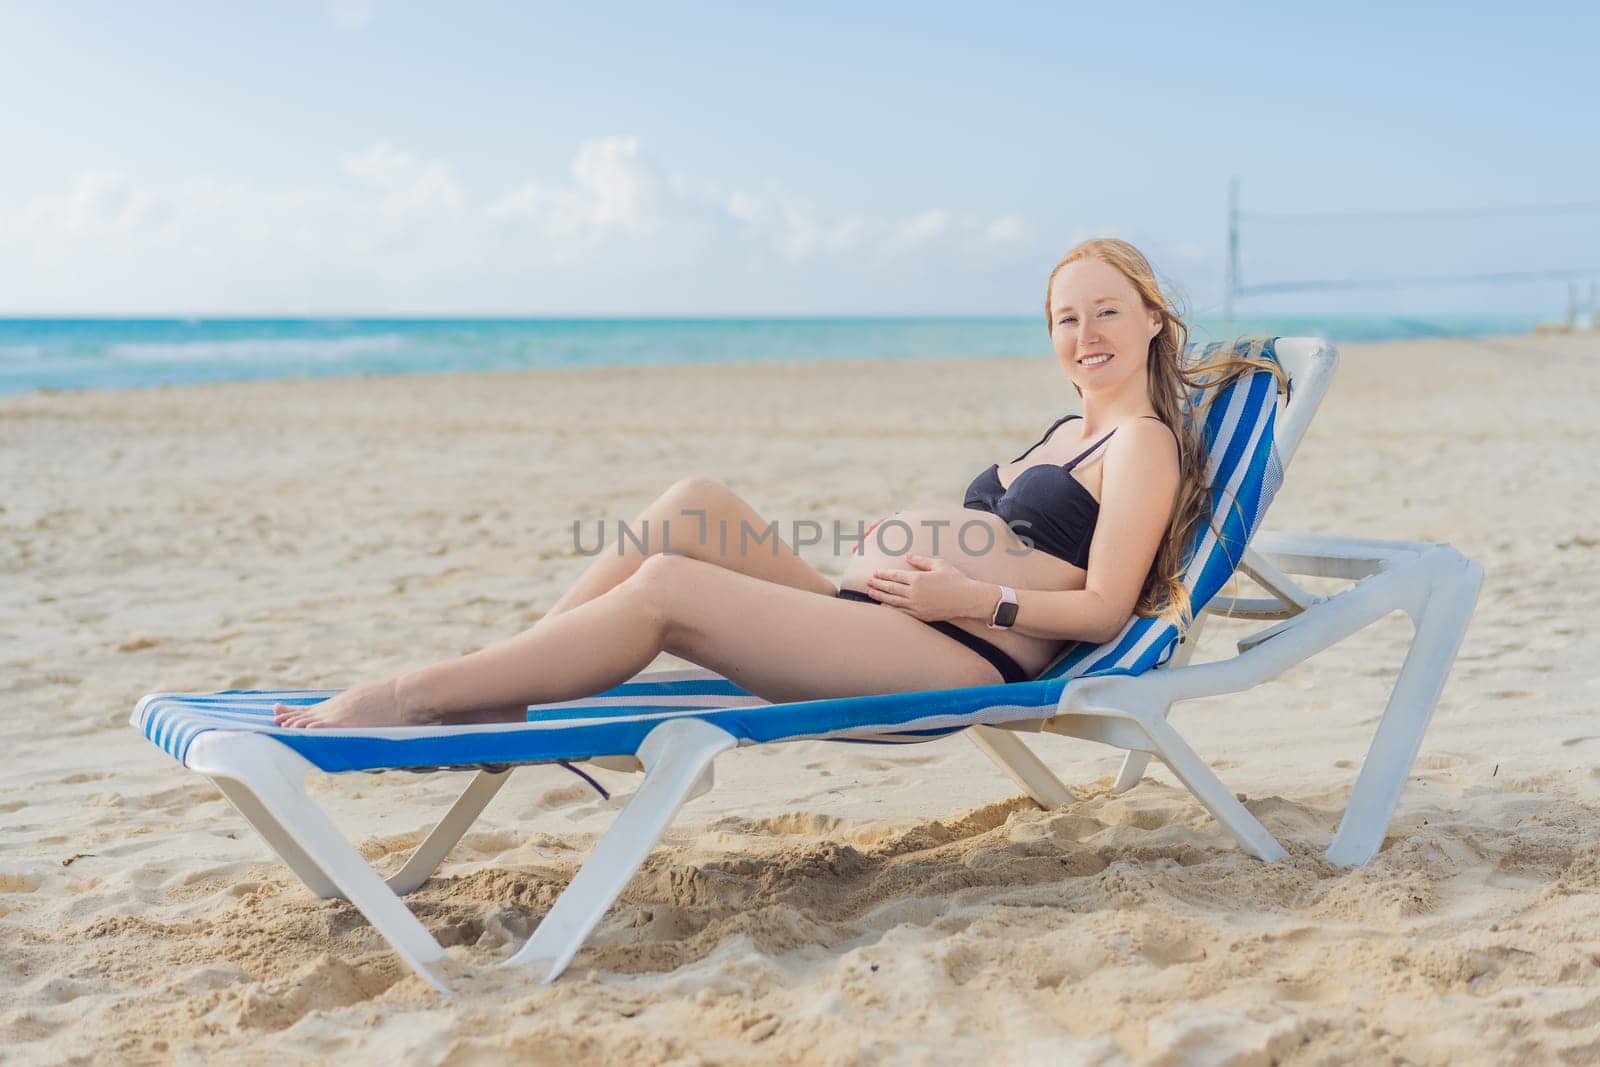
[710,812,847,838]
[353,833,424,862]
[537,784,599,809]
[826,754,899,773]
[0,871,43,893]
[0,1011,61,1044]
[115,636,164,653]
[228,955,401,1032]
[1275,977,1351,1003]
[1549,997,1600,1030]
[1137,934,1208,967]
[461,831,522,856]
[1099,800,1188,832]
[124,784,218,812]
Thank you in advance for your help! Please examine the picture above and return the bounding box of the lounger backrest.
[1035,335,1311,681]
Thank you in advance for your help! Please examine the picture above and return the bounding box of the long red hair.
[1046,239,1285,630]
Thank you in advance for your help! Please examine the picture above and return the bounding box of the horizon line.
[0,310,1554,322]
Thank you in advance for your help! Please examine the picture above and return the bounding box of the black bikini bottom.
[834,588,1031,685]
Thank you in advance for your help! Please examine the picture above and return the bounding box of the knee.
[625,551,698,613]
[631,552,714,653]
[646,478,734,547]
[661,475,728,507]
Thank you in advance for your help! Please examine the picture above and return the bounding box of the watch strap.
[988,585,1018,629]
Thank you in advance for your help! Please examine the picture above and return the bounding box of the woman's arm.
[967,418,1181,643]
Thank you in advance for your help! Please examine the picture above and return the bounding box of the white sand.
[2,333,1597,1065]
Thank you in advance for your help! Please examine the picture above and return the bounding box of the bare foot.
[273,679,417,728]
[273,679,532,729]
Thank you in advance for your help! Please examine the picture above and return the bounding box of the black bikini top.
[963,414,1164,569]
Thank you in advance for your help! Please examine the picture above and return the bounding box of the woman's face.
[1048,257,1163,396]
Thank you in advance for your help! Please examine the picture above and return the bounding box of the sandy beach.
[2,332,1598,1065]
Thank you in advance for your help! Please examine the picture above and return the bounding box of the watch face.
[995,600,1020,627]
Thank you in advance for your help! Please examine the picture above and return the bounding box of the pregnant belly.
[838,506,1086,675]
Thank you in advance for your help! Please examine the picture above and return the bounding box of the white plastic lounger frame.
[974,531,1482,866]
[135,337,1482,993]
[178,715,736,992]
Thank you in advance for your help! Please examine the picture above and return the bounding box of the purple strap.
[556,760,611,800]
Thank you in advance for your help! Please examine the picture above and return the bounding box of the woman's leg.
[497,476,837,722]
[274,554,1003,728]
[540,477,837,622]
[628,554,1008,702]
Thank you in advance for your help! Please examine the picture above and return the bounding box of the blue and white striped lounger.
[131,338,1484,992]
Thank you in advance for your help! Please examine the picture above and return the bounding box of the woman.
[275,239,1267,729]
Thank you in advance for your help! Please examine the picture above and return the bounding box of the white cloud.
[982,213,1028,247]
[339,141,411,185]
[873,209,952,258]
[340,141,463,220]
[328,0,375,28]
[767,200,864,261]
[0,137,1036,311]
[488,136,660,238]
[877,209,1031,261]
[12,170,164,236]
[725,190,765,225]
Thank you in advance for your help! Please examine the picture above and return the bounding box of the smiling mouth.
[1079,352,1114,366]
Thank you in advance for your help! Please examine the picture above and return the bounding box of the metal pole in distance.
[1224,176,1239,335]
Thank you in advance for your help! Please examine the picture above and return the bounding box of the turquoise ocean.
[0,314,1545,395]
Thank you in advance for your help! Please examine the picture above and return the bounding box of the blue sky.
[1,2,1594,315]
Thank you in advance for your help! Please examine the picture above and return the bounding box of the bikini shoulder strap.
[1009,413,1080,463]
[1061,428,1118,471]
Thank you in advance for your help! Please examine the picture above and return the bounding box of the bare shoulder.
[1107,417,1180,477]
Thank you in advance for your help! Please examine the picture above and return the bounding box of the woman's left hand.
[868,554,981,622]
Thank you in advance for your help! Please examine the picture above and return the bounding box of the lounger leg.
[1111,752,1152,794]
[1112,615,1208,794]
[207,776,344,900]
[502,717,737,984]
[1137,711,1288,863]
[185,733,452,993]
[1083,541,1481,866]
[387,769,513,895]
[1325,550,1484,866]
[967,725,1074,808]
[1046,676,1289,863]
